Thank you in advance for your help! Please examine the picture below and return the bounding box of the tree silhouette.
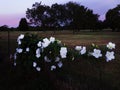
[26,2,50,28]
[26,2,99,31]
[65,2,99,32]
[19,18,28,31]
[0,25,9,31]
[105,4,120,31]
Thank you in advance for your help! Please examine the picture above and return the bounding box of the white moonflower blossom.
[17,34,24,45]
[26,47,30,52]
[80,46,86,55]
[33,62,37,67]
[36,54,41,58]
[36,48,40,54]
[18,34,24,40]
[105,51,115,62]
[36,48,41,58]
[16,48,23,53]
[75,46,82,51]
[44,56,51,62]
[42,38,50,48]
[37,41,42,47]
[17,40,22,45]
[107,42,115,50]
[36,67,41,71]
[50,37,55,43]
[43,38,49,42]
[60,47,67,58]
[92,49,102,58]
[13,53,17,66]
[14,62,16,66]
[55,57,60,62]
[51,65,56,71]
[14,53,17,60]
[58,61,63,68]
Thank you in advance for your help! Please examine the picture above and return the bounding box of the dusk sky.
[0,0,120,27]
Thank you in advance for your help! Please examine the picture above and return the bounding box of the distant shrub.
[13,33,116,72]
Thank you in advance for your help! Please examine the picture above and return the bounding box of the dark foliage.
[26,2,100,32]
[105,4,120,32]
[19,18,29,31]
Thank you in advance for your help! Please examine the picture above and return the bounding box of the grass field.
[0,31,120,90]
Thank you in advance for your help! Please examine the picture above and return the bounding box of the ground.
[0,31,120,90]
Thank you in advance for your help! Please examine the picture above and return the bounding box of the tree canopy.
[26,2,99,31]
[18,18,29,31]
[105,4,120,31]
